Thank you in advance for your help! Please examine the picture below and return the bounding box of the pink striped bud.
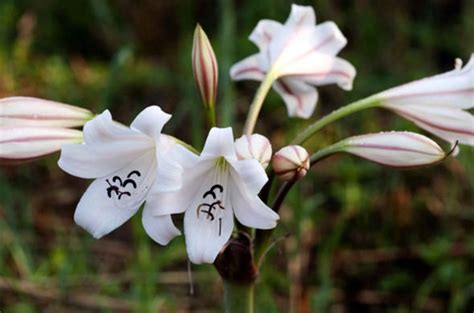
[272,145,310,181]
[0,97,94,127]
[235,133,272,169]
[341,131,446,167]
[192,25,218,108]
[0,126,83,161]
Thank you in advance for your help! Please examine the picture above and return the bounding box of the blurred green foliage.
[0,0,473,312]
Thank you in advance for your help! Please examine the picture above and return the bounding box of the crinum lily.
[230,4,356,118]
[376,55,474,147]
[149,127,279,264]
[58,106,182,245]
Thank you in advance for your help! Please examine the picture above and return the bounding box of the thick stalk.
[223,280,255,313]
[291,96,380,145]
[242,72,276,135]
[205,104,217,129]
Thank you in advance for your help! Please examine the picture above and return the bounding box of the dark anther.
[105,169,141,200]
[196,200,225,221]
[118,191,131,200]
[122,179,137,189]
[127,170,141,178]
[203,184,224,199]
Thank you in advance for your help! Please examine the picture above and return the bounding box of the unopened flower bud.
[235,134,272,169]
[192,24,218,108]
[272,145,309,181]
[0,97,93,127]
[0,126,83,161]
[341,131,446,167]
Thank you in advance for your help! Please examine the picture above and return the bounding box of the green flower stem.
[254,180,295,266]
[309,141,347,166]
[205,103,217,129]
[291,96,381,145]
[242,72,276,135]
[223,280,255,313]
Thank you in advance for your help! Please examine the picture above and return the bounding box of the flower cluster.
[0,4,472,268]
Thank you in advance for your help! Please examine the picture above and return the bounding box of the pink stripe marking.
[351,143,440,156]
[386,87,474,100]
[233,66,264,77]
[2,114,86,121]
[279,80,303,111]
[1,136,77,144]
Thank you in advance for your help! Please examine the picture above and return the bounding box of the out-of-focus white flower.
[0,97,93,127]
[376,55,474,147]
[150,127,279,264]
[192,24,218,108]
[230,4,356,118]
[272,145,310,181]
[58,106,182,245]
[340,131,446,167]
[0,126,82,161]
[234,133,272,169]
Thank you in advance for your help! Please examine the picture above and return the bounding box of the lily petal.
[130,106,172,139]
[83,110,152,146]
[142,203,180,245]
[0,97,93,127]
[0,126,82,160]
[201,127,237,160]
[249,20,283,51]
[286,4,316,27]
[378,54,474,110]
[230,158,268,192]
[230,174,279,229]
[73,151,157,238]
[150,159,215,215]
[273,78,318,118]
[230,54,266,81]
[279,54,356,90]
[184,170,234,264]
[389,105,474,145]
[309,21,347,55]
[59,111,154,179]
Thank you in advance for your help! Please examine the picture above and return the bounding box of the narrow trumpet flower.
[336,132,446,167]
[192,25,218,110]
[234,133,272,169]
[0,97,94,127]
[58,106,182,245]
[273,145,310,181]
[0,126,83,161]
[150,127,279,264]
[230,4,356,118]
[376,55,474,146]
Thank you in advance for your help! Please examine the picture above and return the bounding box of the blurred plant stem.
[219,0,236,127]
[243,72,275,135]
[291,96,381,145]
[223,280,254,313]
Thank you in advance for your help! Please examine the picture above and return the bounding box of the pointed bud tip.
[192,25,218,109]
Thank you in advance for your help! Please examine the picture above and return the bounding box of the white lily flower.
[58,106,182,245]
[0,126,83,161]
[234,133,272,169]
[230,4,356,118]
[150,127,279,264]
[376,55,474,146]
[341,131,446,167]
[0,97,93,127]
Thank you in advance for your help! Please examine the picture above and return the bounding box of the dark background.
[0,0,473,312]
